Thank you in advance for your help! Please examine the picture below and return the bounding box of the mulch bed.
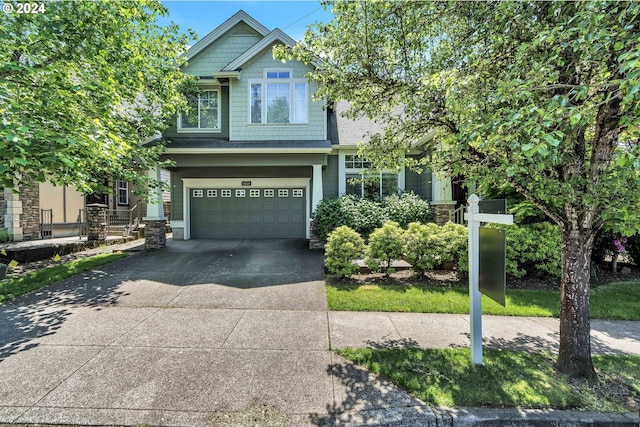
[329,262,640,291]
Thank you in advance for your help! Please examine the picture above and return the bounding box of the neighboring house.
[0,179,143,241]
[158,10,462,241]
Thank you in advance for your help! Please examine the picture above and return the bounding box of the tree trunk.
[557,224,596,378]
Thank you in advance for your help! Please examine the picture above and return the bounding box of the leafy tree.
[0,0,197,195]
[279,1,640,377]
[267,97,290,123]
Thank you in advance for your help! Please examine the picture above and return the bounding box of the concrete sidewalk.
[0,241,638,426]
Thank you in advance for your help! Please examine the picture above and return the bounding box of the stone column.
[19,181,40,240]
[144,220,167,249]
[86,204,107,241]
[431,201,458,225]
[144,167,167,249]
[4,187,23,241]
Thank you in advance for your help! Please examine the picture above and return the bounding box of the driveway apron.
[0,239,434,427]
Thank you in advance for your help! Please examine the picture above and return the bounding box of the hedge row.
[326,221,467,278]
[325,221,563,279]
[312,193,433,242]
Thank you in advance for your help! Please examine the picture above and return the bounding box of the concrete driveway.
[0,239,433,427]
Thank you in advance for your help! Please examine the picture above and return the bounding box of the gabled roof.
[185,10,270,61]
[221,28,298,71]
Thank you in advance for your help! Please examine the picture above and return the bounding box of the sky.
[159,1,334,42]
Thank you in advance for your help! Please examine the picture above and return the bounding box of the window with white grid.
[264,189,274,197]
[292,189,303,197]
[207,189,217,197]
[250,189,260,197]
[278,189,289,197]
[193,189,203,197]
[236,189,246,197]
[221,189,231,197]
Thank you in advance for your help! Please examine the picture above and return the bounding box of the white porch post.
[312,164,323,212]
[143,166,167,249]
[431,172,453,202]
[144,166,166,220]
[467,194,482,365]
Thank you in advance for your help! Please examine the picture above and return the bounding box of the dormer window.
[178,90,221,132]
[249,69,308,125]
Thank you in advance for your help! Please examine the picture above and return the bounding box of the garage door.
[190,188,306,238]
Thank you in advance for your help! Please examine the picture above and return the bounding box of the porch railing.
[449,205,467,225]
[40,209,53,239]
[106,204,141,237]
[78,208,87,238]
[77,204,141,238]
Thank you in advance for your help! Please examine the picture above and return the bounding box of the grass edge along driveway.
[0,252,129,304]
[326,280,640,320]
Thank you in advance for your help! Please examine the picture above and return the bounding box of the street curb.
[439,407,640,426]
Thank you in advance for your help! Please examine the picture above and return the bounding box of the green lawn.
[337,347,640,412]
[0,252,129,304]
[326,281,640,320]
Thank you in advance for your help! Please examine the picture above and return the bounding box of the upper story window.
[178,90,221,132]
[249,69,308,124]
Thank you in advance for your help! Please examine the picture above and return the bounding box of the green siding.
[184,23,262,75]
[405,155,432,200]
[323,154,339,198]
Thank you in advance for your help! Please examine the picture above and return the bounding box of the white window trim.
[338,152,405,196]
[178,89,222,133]
[247,72,309,125]
[117,180,129,206]
[263,67,293,78]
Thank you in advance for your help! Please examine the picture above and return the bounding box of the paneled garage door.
[190,188,306,238]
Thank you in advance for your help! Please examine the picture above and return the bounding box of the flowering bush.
[312,193,433,241]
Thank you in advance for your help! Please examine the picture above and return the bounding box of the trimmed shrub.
[441,222,469,272]
[383,193,434,228]
[404,222,445,275]
[366,221,405,276]
[312,193,432,242]
[487,222,561,278]
[325,226,365,279]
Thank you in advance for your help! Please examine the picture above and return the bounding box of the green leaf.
[569,113,582,126]
[537,145,550,156]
